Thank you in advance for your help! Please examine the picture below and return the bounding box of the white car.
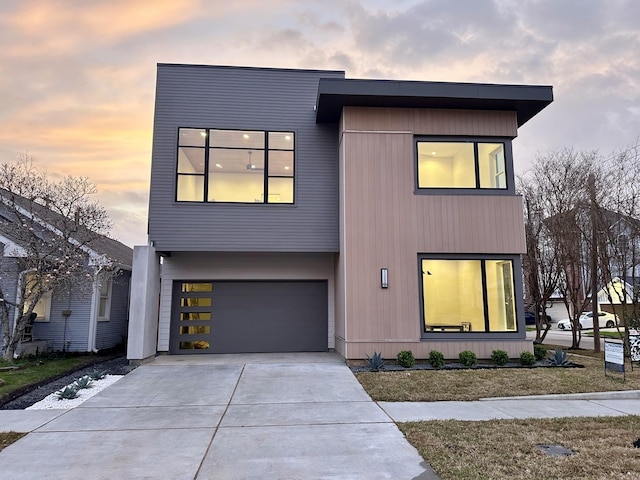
[557,312,618,330]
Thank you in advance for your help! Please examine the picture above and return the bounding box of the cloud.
[0,0,639,246]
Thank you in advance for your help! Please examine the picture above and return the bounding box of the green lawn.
[0,353,115,405]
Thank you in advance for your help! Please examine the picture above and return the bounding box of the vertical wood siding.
[339,107,526,358]
[148,65,344,252]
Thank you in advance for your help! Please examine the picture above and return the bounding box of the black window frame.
[418,254,525,340]
[175,127,295,204]
[414,136,514,195]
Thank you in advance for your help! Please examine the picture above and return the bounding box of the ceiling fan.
[246,151,264,171]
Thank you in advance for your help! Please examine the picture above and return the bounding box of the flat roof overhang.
[315,78,553,127]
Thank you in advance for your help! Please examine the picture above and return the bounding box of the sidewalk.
[380,390,640,422]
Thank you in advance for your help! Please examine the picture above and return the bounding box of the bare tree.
[521,149,600,349]
[0,156,112,361]
[518,176,561,343]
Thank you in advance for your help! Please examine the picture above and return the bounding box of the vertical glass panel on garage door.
[172,282,214,352]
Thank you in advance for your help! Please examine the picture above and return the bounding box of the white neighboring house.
[0,194,133,356]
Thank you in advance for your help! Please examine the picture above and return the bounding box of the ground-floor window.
[420,257,517,333]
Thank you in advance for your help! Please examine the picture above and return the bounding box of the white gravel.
[25,375,124,410]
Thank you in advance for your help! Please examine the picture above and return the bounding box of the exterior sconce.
[381,268,389,289]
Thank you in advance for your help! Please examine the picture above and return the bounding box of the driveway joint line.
[193,362,245,479]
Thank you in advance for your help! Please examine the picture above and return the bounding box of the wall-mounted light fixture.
[381,268,389,289]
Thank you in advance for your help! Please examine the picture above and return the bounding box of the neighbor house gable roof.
[0,189,133,268]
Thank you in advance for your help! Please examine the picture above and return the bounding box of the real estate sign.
[604,340,625,376]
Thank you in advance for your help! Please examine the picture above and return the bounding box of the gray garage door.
[169,280,328,354]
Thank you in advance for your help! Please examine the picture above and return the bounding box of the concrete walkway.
[0,353,437,480]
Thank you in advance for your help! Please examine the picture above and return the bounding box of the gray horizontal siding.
[95,271,130,350]
[148,64,345,252]
[31,286,92,352]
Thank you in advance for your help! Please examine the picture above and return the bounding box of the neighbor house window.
[416,140,507,190]
[24,272,52,322]
[176,128,294,203]
[421,258,516,333]
[98,278,112,321]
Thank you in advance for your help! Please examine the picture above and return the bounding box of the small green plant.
[55,385,79,400]
[365,352,385,372]
[548,348,570,366]
[74,375,93,389]
[458,350,477,367]
[490,349,509,366]
[533,344,546,361]
[519,351,536,366]
[89,369,107,380]
[396,350,415,368]
[428,350,445,369]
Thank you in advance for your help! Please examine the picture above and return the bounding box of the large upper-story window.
[176,128,294,203]
[416,140,507,190]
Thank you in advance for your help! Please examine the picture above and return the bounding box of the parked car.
[524,311,552,325]
[557,311,618,330]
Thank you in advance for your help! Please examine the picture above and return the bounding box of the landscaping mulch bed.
[0,356,134,410]
[350,360,583,373]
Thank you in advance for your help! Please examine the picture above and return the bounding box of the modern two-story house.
[127,63,552,362]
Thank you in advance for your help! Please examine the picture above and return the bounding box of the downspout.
[87,268,102,353]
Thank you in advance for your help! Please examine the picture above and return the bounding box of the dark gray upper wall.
[148,64,345,252]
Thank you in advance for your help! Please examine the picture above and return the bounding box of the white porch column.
[127,245,160,362]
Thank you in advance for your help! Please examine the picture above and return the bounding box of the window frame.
[414,136,514,195]
[97,278,112,322]
[23,271,52,323]
[175,127,296,204]
[418,254,525,339]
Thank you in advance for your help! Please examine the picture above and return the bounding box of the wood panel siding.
[148,65,344,252]
[342,107,518,137]
[338,107,526,358]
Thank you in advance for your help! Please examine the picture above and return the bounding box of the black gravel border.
[0,355,135,410]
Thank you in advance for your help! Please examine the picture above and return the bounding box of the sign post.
[604,340,625,381]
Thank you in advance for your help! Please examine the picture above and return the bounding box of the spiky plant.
[365,352,385,372]
[55,385,79,400]
[549,348,570,366]
[89,369,107,380]
[74,375,93,389]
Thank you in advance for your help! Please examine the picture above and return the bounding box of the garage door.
[169,280,328,354]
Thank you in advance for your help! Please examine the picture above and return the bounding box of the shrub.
[533,344,546,361]
[490,349,509,366]
[396,350,415,368]
[428,350,445,369]
[458,350,477,367]
[365,352,385,372]
[548,348,570,366]
[519,351,536,366]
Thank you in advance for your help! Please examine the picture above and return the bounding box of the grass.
[355,353,640,402]
[0,353,116,405]
[357,348,640,478]
[399,416,640,480]
[0,432,26,452]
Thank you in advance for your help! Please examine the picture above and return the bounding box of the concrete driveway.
[0,353,436,480]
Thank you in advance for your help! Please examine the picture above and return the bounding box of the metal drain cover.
[536,444,576,456]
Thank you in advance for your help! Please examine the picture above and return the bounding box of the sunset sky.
[1,0,639,247]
